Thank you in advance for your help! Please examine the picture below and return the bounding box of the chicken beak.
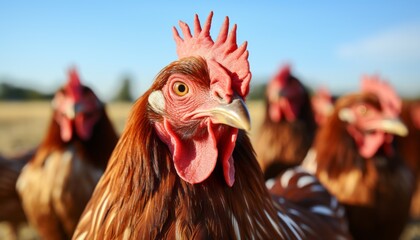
[366,118,408,137]
[380,118,408,137]
[209,96,251,131]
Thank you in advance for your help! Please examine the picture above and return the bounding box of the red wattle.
[165,120,218,184]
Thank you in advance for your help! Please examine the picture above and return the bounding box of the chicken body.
[16,68,118,240]
[303,79,414,240]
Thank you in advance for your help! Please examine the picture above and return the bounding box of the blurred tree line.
[248,82,266,100]
[0,77,135,102]
[0,82,54,100]
[112,77,133,102]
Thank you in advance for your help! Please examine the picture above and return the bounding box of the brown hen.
[16,68,118,240]
[303,75,414,240]
[254,65,316,180]
[73,12,351,240]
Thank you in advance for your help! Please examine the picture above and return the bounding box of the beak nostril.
[213,89,232,104]
[215,91,223,101]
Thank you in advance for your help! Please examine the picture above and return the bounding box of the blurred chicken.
[73,12,351,239]
[16,68,118,240]
[254,65,316,180]
[396,99,420,219]
[303,75,414,240]
[0,149,36,239]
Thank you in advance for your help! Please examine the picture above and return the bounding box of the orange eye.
[358,105,368,116]
[173,82,189,96]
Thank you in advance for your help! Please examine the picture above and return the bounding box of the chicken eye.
[358,105,368,116]
[173,82,189,96]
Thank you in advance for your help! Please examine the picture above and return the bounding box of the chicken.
[16,68,118,240]
[0,149,35,239]
[254,65,317,179]
[396,99,420,219]
[73,12,351,239]
[302,75,414,240]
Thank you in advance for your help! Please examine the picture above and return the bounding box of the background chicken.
[396,99,420,219]
[303,75,414,240]
[254,65,316,180]
[16,68,118,240]
[73,12,351,239]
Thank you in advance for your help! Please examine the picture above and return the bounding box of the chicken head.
[52,67,102,142]
[148,12,251,187]
[338,76,407,158]
[266,65,305,122]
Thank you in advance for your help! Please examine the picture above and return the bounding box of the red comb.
[273,64,291,86]
[66,67,83,102]
[173,11,251,99]
[361,74,401,118]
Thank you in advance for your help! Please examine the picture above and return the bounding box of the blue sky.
[1,1,420,101]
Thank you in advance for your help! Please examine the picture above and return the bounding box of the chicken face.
[337,76,408,159]
[52,68,102,142]
[148,12,251,187]
[338,94,407,158]
[149,57,250,187]
[267,65,305,122]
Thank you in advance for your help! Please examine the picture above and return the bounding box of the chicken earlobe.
[148,90,165,114]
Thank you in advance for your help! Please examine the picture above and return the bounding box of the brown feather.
[0,150,35,238]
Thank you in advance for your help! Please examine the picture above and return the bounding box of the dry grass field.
[0,100,418,239]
